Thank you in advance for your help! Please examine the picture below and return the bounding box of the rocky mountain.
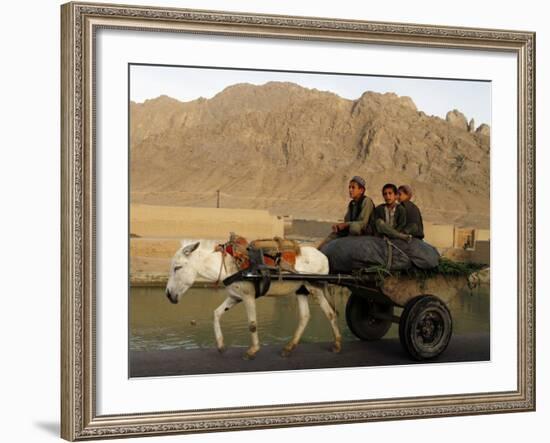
[130,82,490,228]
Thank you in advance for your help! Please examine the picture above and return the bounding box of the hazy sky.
[130,64,491,126]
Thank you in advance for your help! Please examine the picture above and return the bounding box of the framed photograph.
[61,1,535,440]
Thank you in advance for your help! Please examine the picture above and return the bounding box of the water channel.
[130,284,490,352]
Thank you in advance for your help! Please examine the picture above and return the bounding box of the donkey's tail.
[323,283,339,317]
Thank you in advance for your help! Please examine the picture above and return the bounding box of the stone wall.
[131,204,284,239]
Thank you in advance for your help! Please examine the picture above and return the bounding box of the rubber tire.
[345,293,394,341]
[399,295,453,361]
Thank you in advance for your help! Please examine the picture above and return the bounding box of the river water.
[130,284,490,352]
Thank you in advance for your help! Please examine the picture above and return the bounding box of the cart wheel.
[399,295,452,361]
[345,293,394,341]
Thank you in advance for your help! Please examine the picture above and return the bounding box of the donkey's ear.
[182,241,200,256]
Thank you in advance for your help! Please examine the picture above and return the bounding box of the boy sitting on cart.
[371,183,412,242]
[318,175,375,249]
[397,184,425,240]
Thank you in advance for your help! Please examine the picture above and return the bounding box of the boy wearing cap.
[397,184,424,239]
[318,176,375,248]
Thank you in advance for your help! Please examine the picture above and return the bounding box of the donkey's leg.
[281,294,310,358]
[213,295,240,353]
[311,287,342,353]
[242,293,261,360]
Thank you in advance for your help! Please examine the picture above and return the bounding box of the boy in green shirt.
[318,176,375,248]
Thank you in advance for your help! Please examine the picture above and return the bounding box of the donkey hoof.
[217,345,226,354]
[331,342,342,353]
[280,344,296,358]
[242,350,257,360]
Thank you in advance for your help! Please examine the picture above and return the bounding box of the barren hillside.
[130,82,490,228]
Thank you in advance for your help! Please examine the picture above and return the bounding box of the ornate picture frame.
[61,1,535,440]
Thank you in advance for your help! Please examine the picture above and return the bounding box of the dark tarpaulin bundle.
[319,236,440,273]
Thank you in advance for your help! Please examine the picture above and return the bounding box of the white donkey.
[165,241,342,360]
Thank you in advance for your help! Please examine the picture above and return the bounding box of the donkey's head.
[165,241,201,304]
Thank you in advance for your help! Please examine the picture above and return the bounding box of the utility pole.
[216,190,220,208]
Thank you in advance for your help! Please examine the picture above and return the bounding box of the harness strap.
[255,268,272,298]
[387,238,409,259]
[384,237,410,270]
[385,237,393,270]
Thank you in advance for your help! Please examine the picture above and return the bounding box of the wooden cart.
[343,272,471,360]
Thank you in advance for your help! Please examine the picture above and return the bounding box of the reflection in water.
[130,285,490,352]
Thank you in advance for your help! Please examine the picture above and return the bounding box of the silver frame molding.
[61,2,536,440]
